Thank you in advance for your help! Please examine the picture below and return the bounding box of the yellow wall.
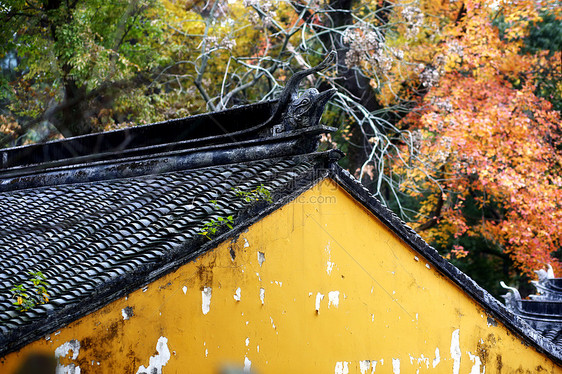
[1,179,559,373]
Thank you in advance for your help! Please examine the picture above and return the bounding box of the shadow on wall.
[13,353,258,374]
[14,353,57,374]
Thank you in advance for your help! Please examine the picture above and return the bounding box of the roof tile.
[0,154,319,351]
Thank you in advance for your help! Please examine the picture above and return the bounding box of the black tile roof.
[502,270,562,346]
[0,149,331,355]
[0,58,560,363]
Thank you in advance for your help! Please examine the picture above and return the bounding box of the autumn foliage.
[396,0,562,279]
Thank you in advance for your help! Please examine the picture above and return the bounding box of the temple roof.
[502,266,562,345]
[0,59,560,362]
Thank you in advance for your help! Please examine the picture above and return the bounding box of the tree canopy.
[1,0,561,297]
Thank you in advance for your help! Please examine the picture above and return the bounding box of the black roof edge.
[0,124,336,192]
[0,101,277,171]
[0,150,338,357]
[328,165,562,364]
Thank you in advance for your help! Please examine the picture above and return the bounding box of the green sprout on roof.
[11,271,49,312]
[233,184,273,203]
[198,216,234,240]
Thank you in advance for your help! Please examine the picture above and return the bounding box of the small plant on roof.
[198,216,234,240]
[233,184,273,203]
[11,271,49,312]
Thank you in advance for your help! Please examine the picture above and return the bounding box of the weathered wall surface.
[0,179,558,373]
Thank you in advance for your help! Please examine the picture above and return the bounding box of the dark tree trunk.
[41,0,92,138]
[318,0,384,174]
[59,78,90,137]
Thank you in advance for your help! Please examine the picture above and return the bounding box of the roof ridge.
[1,52,339,177]
[0,101,276,171]
[0,129,337,192]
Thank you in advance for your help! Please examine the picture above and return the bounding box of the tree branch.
[417,192,445,231]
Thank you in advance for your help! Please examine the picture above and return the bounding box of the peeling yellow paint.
[0,179,559,373]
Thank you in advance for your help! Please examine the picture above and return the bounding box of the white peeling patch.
[202,287,212,315]
[334,361,349,374]
[136,337,170,374]
[409,354,430,369]
[54,340,80,359]
[328,291,340,308]
[205,349,208,358]
[425,263,431,269]
[55,339,81,374]
[315,293,324,312]
[55,331,61,336]
[182,286,188,295]
[414,256,419,261]
[450,329,461,374]
[359,360,370,374]
[468,352,483,374]
[142,286,148,292]
[244,238,250,248]
[260,288,265,304]
[433,348,440,367]
[244,357,252,372]
[234,287,241,301]
[121,307,133,320]
[371,314,375,322]
[258,251,265,266]
[327,261,334,275]
[245,338,250,346]
[392,358,400,374]
[270,316,276,329]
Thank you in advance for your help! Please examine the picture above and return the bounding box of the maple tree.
[392,0,562,293]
